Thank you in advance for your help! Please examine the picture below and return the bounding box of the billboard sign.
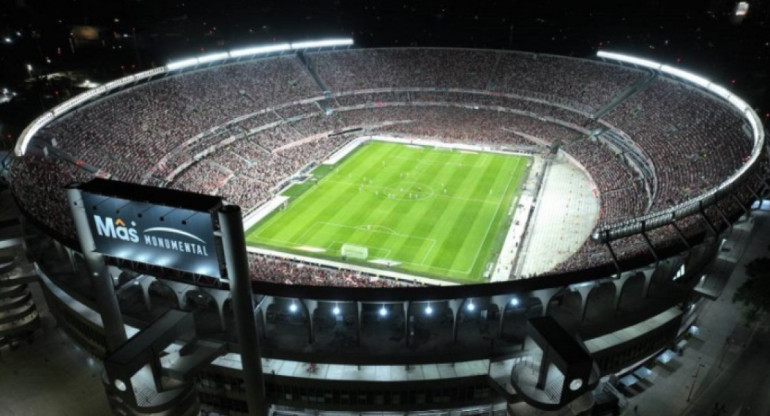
[79,180,223,278]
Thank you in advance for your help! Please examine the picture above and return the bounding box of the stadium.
[4,38,768,415]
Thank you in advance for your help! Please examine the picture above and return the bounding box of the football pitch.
[246,141,530,283]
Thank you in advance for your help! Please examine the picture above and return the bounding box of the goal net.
[341,244,369,259]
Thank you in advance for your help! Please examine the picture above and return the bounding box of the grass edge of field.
[469,157,531,280]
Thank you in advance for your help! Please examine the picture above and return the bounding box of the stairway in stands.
[0,214,40,350]
[296,51,335,115]
[592,70,658,121]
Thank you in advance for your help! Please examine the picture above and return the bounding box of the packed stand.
[38,56,321,183]
[604,78,754,211]
[310,48,500,91]
[11,48,760,282]
[248,253,417,287]
[10,156,92,239]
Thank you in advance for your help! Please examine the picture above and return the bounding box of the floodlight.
[229,43,291,58]
[596,51,660,70]
[735,2,749,16]
[197,52,229,64]
[424,304,433,315]
[466,300,475,311]
[290,38,353,50]
[379,305,388,317]
[166,58,199,71]
[707,83,732,101]
[289,302,298,313]
[727,94,749,113]
[510,297,519,306]
[332,304,341,316]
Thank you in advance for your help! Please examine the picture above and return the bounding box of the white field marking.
[296,246,326,253]
[250,233,461,276]
[460,151,479,154]
[327,240,391,259]
[453,156,523,274]
[316,221,437,244]
[252,235,309,247]
[404,145,423,149]
[287,154,516,275]
[320,223,436,264]
[320,179,499,206]
[370,259,401,266]
[385,154,486,168]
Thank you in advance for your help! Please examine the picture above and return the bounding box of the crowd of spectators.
[311,48,646,112]
[11,48,759,284]
[561,138,645,225]
[10,155,90,239]
[249,253,415,287]
[37,55,319,183]
[604,78,753,211]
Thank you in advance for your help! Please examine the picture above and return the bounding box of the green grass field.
[246,141,530,283]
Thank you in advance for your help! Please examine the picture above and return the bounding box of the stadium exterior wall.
[26,215,726,413]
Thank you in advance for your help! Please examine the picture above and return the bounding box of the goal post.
[341,244,369,259]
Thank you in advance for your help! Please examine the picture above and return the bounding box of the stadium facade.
[6,39,769,415]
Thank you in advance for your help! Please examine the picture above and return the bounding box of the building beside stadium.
[3,38,768,415]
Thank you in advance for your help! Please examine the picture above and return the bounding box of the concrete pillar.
[203,287,231,332]
[53,240,67,262]
[613,272,633,312]
[355,301,362,347]
[573,285,593,322]
[219,205,267,416]
[641,268,654,298]
[490,295,509,339]
[65,246,78,273]
[300,299,318,344]
[449,299,461,344]
[66,186,127,352]
[138,275,157,312]
[107,265,122,284]
[537,348,550,390]
[257,296,274,339]
[404,301,410,347]
[533,288,560,316]
[164,280,195,309]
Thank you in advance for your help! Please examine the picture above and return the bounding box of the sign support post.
[66,185,127,352]
[218,205,267,416]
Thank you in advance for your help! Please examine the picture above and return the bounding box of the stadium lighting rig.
[165,38,354,72]
[229,43,291,58]
[14,38,353,157]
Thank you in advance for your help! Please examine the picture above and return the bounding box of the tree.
[733,257,770,325]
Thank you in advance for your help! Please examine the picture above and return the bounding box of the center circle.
[378,180,435,201]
